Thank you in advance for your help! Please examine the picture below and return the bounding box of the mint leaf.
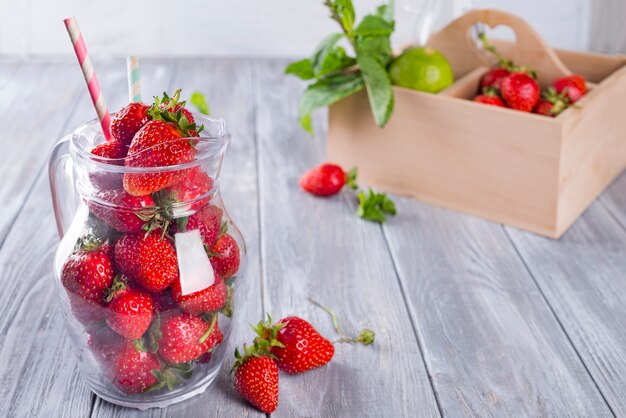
[190,91,210,115]
[356,41,394,127]
[318,46,356,77]
[357,188,397,223]
[354,15,394,37]
[375,1,394,23]
[328,0,355,33]
[311,33,344,74]
[285,58,315,80]
[298,73,365,135]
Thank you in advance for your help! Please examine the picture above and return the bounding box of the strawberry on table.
[253,315,334,374]
[110,102,150,146]
[171,277,228,316]
[500,72,540,112]
[232,344,279,414]
[209,233,240,280]
[114,232,179,292]
[89,189,156,233]
[553,74,587,103]
[158,313,224,364]
[300,163,357,196]
[104,276,153,340]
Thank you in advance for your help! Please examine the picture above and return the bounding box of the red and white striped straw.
[63,16,111,140]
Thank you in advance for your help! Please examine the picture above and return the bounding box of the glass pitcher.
[48,114,245,409]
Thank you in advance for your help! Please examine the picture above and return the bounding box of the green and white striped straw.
[126,56,141,102]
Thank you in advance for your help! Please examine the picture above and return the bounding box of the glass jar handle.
[48,136,78,238]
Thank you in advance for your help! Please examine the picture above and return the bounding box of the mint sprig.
[286,0,395,135]
[357,188,397,223]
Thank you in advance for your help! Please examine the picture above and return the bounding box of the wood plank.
[0,62,87,245]
[505,177,626,416]
[254,60,440,418]
[91,60,264,417]
[383,197,613,416]
[0,60,175,417]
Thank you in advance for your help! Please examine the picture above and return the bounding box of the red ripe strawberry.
[89,189,156,233]
[124,120,196,196]
[232,349,279,414]
[474,94,505,107]
[155,90,198,135]
[152,288,178,313]
[500,72,540,112]
[104,277,153,340]
[209,234,240,279]
[253,316,334,374]
[553,74,587,103]
[107,340,161,394]
[158,313,224,364]
[61,242,114,309]
[300,163,357,196]
[91,140,128,161]
[89,141,128,190]
[159,167,214,212]
[479,67,510,91]
[171,277,228,315]
[534,87,571,117]
[110,102,150,146]
[173,204,223,247]
[114,232,179,292]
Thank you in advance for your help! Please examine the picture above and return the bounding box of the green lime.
[388,47,454,93]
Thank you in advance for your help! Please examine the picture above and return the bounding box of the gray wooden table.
[0,58,624,418]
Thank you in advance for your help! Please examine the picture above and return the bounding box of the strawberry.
[232,346,279,414]
[156,90,196,126]
[534,87,570,117]
[253,315,334,374]
[173,204,223,247]
[500,72,540,112]
[124,120,197,196]
[106,340,161,394]
[209,234,240,280]
[474,94,505,107]
[91,140,128,161]
[157,167,214,213]
[171,277,228,316]
[104,276,153,340]
[553,74,586,103]
[300,164,357,196]
[152,288,178,313]
[61,240,114,322]
[110,102,150,146]
[479,67,510,91]
[114,232,179,292]
[89,189,156,233]
[158,313,224,364]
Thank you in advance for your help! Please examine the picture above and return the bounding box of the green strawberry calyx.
[148,90,205,137]
[230,340,278,374]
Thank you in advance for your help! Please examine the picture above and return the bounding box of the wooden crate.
[327,9,626,238]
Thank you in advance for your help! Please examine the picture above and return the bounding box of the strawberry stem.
[308,298,375,345]
[198,312,218,344]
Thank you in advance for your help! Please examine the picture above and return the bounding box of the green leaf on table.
[285,58,315,80]
[297,72,365,135]
[356,36,394,127]
[190,91,210,115]
[357,188,397,223]
[354,15,394,37]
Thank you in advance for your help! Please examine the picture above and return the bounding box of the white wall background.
[0,0,622,58]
